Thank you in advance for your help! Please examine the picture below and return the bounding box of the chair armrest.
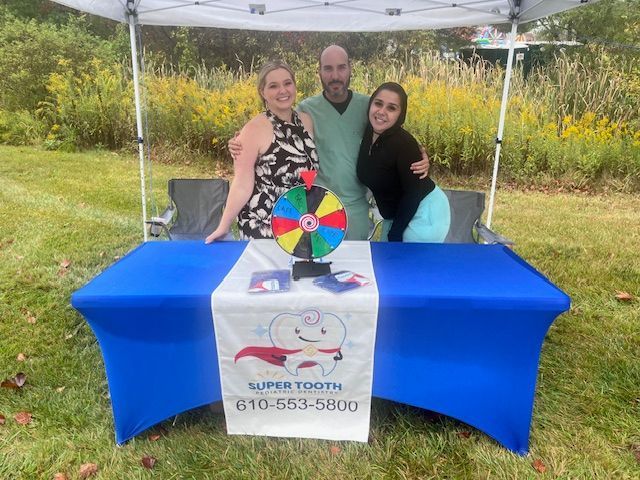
[146,205,176,237]
[367,202,384,241]
[154,205,176,225]
[475,221,514,246]
[367,219,383,241]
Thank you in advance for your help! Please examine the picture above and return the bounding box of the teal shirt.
[298,92,370,240]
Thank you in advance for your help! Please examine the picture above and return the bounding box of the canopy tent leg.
[486,19,518,229]
[128,12,148,241]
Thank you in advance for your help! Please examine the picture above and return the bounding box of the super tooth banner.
[211,240,379,442]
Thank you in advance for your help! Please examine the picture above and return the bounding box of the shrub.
[0,13,117,112]
[40,60,134,149]
[5,42,639,189]
[0,110,46,145]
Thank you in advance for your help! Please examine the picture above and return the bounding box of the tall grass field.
[2,52,639,190]
[0,145,638,479]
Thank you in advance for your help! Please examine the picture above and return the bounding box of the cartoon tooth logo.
[235,309,346,376]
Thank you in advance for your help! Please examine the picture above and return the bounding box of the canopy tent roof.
[53,0,596,31]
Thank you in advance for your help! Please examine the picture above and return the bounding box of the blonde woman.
[205,60,318,242]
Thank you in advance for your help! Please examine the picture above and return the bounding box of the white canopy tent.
[52,0,599,240]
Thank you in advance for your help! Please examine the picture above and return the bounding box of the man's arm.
[227,131,242,159]
[410,146,430,179]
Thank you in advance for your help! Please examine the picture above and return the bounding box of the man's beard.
[322,78,350,99]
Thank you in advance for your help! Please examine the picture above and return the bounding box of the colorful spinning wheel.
[271,184,347,260]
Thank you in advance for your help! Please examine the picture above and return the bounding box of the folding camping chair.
[442,189,512,244]
[368,189,513,245]
[147,178,229,241]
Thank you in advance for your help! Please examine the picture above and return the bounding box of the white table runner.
[211,240,379,442]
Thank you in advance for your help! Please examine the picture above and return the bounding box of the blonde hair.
[257,60,296,105]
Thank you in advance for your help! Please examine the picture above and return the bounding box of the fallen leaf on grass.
[16,353,26,362]
[615,291,634,302]
[570,305,582,315]
[58,259,72,276]
[14,372,26,386]
[14,411,32,425]
[1,373,26,389]
[53,473,68,480]
[532,459,546,473]
[631,444,640,464]
[56,386,66,393]
[148,425,168,441]
[0,238,15,249]
[457,431,472,439]
[79,463,98,479]
[21,308,37,324]
[141,456,157,469]
[0,414,5,425]
[329,445,341,455]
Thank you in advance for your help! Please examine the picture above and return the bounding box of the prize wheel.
[271,184,347,260]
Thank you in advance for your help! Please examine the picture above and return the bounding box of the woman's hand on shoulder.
[298,111,314,139]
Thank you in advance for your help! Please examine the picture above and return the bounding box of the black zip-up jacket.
[357,126,435,242]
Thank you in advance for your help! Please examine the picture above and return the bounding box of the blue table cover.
[71,241,569,454]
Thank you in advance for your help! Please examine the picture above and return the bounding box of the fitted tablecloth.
[71,240,570,454]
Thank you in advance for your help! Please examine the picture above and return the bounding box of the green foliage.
[0,11,117,111]
[524,48,640,128]
[0,0,70,22]
[156,28,443,69]
[0,110,46,145]
[172,26,200,70]
[40,59,134,150]
[5,51,638,189]
[539,0,640,46]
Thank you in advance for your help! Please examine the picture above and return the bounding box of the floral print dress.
[238,110,318,239]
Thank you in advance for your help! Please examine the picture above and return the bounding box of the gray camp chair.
[147,178,229,241]
[442,189,512,244]
[368,189,513,245]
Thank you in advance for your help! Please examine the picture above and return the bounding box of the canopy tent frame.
[127,7,149,241]
[487,18,518,228]
[52,0,599,238]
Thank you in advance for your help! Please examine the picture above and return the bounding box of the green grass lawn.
[1,145,638,479]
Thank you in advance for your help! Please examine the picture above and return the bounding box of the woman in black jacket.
[357,82,450,242]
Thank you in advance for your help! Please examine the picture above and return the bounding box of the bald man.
[298,45,428,240]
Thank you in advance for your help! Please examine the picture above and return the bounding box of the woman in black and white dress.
[205,60,318,242]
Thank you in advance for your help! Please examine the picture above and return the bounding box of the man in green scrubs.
[298,45,428,240]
